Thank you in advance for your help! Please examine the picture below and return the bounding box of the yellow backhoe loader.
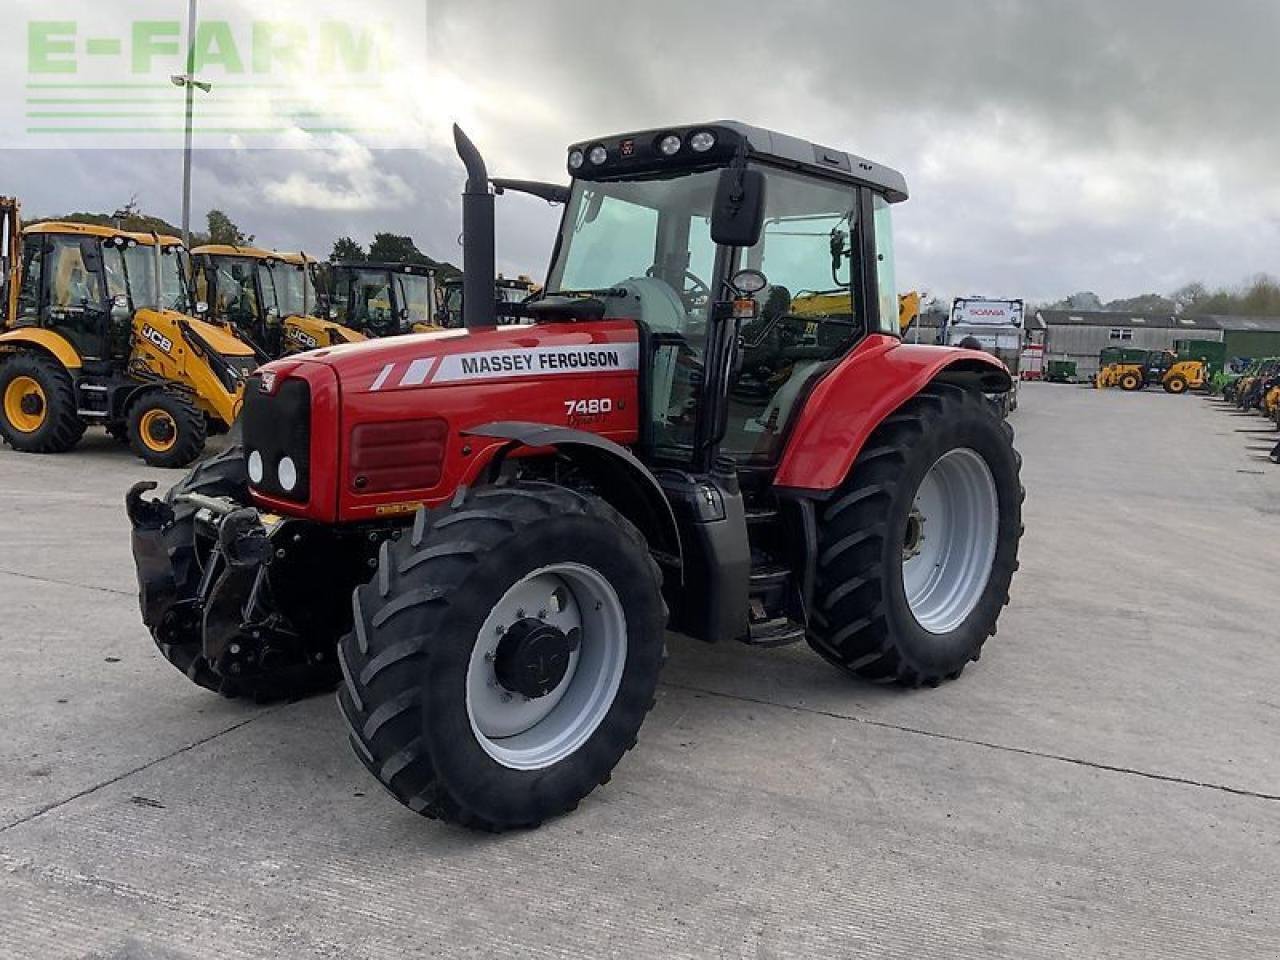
[329,261,445,335]
[192,245,364,356]
[0,217,257,467]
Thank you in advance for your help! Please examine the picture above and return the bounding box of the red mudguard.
[773,335,1011,494]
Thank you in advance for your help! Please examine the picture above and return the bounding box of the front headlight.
[278,456,298,493]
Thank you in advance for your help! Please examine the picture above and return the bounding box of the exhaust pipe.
[453,124,496,330]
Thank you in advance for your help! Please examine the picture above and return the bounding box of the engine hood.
[264,321,640,395]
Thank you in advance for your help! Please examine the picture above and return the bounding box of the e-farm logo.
[7,0,428,148]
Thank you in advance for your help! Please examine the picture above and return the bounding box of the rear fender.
[0,328,82,370]
[773,335,1011,494]
[462,420,683,569]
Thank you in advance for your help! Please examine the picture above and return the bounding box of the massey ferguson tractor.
[128,122,1023,830]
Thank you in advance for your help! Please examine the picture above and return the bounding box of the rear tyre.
[1164,375,1188,395]
[0,352,86,453]
[808,384,1023,686]
[1120,372,1143,391]
[128,391,206,468]
[338,482,666,830]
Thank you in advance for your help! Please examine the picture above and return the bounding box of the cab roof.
[25,221,183,246]
[567,120,909,203]
[192,244,311,265]
[330,261,437,276]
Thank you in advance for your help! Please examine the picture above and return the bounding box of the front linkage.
[125,447,371,699]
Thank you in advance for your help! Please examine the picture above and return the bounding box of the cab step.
[741,615,806,647]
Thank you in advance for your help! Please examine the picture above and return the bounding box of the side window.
[873,195,899,336]
[397,275,431,327]
[48,237,98,308]
[17,237,44,322]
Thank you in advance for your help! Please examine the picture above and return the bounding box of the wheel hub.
[902,508,927,561]
[19,393,43,416]
[494,617,581,699]
[148,416,176,444]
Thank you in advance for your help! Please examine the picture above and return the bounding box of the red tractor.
[128,123,1022,830]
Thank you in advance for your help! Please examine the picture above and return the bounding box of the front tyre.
[1164,375,1188,395]
[338,483,666,830]
[808,383,1023,686]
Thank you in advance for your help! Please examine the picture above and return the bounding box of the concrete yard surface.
[0,383,1277,959]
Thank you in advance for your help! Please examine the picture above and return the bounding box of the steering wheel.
[646,267,711,312]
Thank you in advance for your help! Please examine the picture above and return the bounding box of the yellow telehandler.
[0,216,258,467]
[192,245,365,356]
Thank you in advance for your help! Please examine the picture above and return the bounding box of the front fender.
[773,335,1011,494]
[463,420,682,567]
[0,328,82,369]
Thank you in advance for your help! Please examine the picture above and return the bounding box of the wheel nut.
[229,643,241,655]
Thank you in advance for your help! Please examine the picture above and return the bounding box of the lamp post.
[171,0,211,249]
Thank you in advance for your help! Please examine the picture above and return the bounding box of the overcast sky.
[3,0,1277,303]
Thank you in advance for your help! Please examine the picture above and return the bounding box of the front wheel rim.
[466,563,627,771]
[4,376,47,433]
[902,448,1000,635]
[139,409,178,452]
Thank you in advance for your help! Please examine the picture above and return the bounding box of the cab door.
[39,235,111,361]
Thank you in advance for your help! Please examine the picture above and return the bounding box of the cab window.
[16,237,44,323]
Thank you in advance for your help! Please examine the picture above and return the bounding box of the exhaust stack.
[453,124,496,329]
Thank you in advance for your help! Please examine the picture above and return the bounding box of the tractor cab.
[436,274,539,327]
[192,246,358,357]
[534,122,907,470]
[328,261,441,337]
[13,224,194,366]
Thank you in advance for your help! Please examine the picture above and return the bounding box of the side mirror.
[711,167,766,248]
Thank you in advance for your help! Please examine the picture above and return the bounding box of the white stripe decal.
[399,357,436,387]
[370,363,395,392]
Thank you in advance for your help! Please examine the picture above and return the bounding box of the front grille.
[243,375,311,502]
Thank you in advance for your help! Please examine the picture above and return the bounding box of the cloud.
[2,0,1278,299]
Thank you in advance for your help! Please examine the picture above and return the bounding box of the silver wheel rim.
[902,447,1000,635]
[465,563,627,771]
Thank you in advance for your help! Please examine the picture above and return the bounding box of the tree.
[1104,293,1175,314]
[368,232,429,264]
[330,236,366,263]
[206,209,253,246]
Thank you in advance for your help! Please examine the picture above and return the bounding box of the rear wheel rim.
[139,409,178,453]
[4,376,47,433]
[466,563,627,771]
[902,448,1000,635]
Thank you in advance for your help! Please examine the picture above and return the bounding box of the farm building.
[1035,311,1280,377]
